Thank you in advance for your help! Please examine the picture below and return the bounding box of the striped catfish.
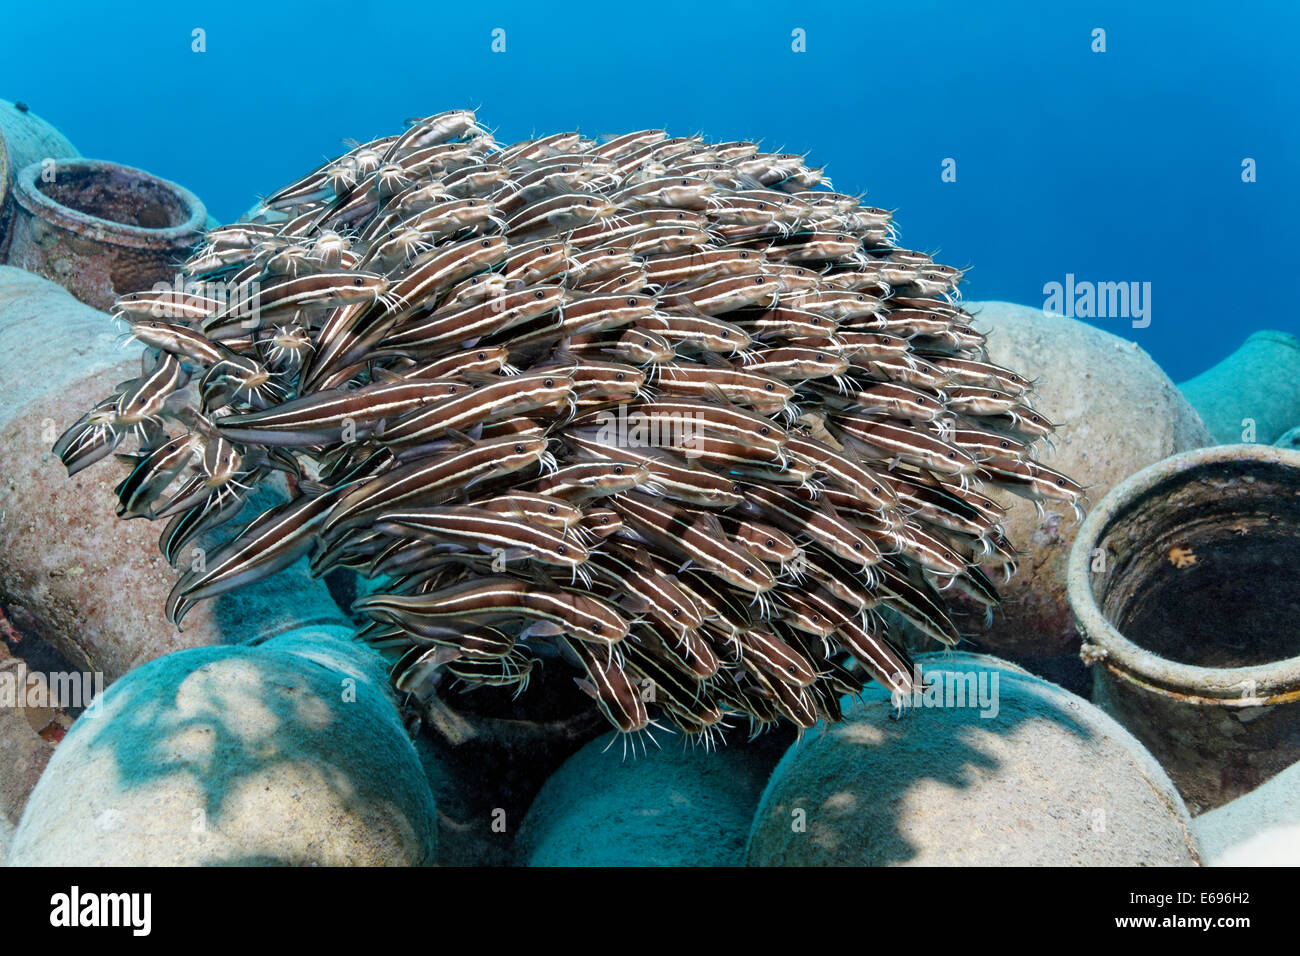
[113,433,201,519]
[166,485,343,627]
[523,460,649,502]
[203,271,388,335]
[560,636,649,734]
[215,379,458,446]
[377,286,566,355]
[115,354,188,432]
[610,492,775,596]
[585,542,704,636]
[354,576,629,649]
[373,505,590,574]
[833,413,978,478]
[561,430,743,508]
[322,435,550,543]
[377,371,574,448]
[468,492,583,531]
[739,482,882,569]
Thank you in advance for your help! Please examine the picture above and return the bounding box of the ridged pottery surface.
[8,627,438,866]
[745,652,1201,866]
[7,158,206,311]
[0,266,346,684]
[960,302,1212,693]
[1180,331,1300,445]
[0,98,80,263]
[1068,444,1300,814]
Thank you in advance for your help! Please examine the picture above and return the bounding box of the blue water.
[2,0,1295,380]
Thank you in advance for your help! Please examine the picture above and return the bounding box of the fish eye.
[448,385,458,393]
[918,397,927,404]
[759,426,770,435]
[353,277,364,286]
[740,251,750,258]
[670,607,681,618]
[543,245,553,253]
[1057,478,1066,487]
[556,544,567,554]
[626,297,636,306]
[853,542,863,551]
[544,378,554,387]
[514,444,525,453]
[535,290,545,298]
[481,239,491,247]
[947,452,956,459]
[765,538,775,548]
[613,465,624,474]
[680,178,688,185]
[765,383,774,391]
[1000,440,1010,448]
[477,351,486,360]
[743,567,754,577]
[755,277,765,284]
[615,372,626,381]
[721,331,730,338]
[591,621,603,633]
[547,505,557,514]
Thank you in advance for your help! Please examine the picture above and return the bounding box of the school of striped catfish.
[52,108,1086,749]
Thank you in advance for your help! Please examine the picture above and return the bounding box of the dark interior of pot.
[37,164,190,229]
[1094,458,1300,668]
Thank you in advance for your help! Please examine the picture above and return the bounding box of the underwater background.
[1,0,1298,871]
[1,0,1295,380]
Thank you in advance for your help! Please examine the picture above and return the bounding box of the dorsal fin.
[629,544,659,574]
[529,562,559,591]
[546,347,581,368]
[689,509,728,541]
[701,351,735,371]
[298,479,331,498]
[441,427,477,448]
[701,383,739,409]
